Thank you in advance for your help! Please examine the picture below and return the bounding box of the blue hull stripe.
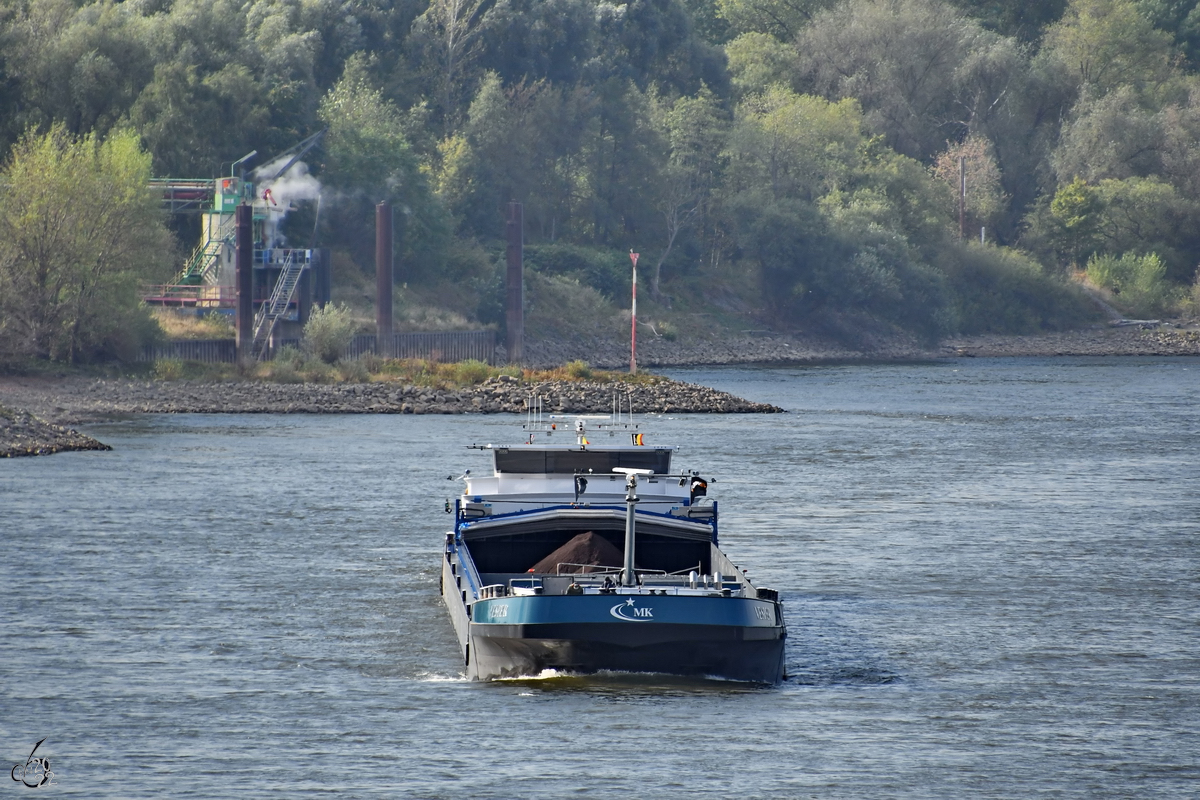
[474,594,778,627]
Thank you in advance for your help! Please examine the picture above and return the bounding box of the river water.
[2,357,1197,797]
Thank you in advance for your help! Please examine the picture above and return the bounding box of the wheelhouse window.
[494,448,672,475]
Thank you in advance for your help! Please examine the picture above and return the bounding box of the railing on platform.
[141,284,235,308]
[149,178,214,214]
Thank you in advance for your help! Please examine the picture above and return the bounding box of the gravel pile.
[0,405,111,458]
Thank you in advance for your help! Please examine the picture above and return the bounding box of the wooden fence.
[139,330,497,364]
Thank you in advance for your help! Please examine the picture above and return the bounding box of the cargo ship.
[440,409,786,683]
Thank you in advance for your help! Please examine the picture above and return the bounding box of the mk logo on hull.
[610,599,654,622]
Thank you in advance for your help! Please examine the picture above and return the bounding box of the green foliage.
[1042,0,1178,98]
[795,0,1017,161]
[1086,251,1176,316]
[725,33,799,95]
[0,125,171,362]
[7,0,1200,351]
[1092,177,1200,282]
[940,242,1099,333]
[303,302,358,364]
[336,359,371,383]
[717,0,835,40]
[948,0,1068,40]
[564,359,593,379]
[153,359,185,381]
[452,359,494,384]
[1035,176,1106,270]
[1052,86,1165,182]
[727,88,862,201]
[654,320,680,340]
[524,243,631,300]
[318,57,449,275]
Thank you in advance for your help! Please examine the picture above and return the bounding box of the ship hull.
[455,592,787,683]
[469,621,785,683]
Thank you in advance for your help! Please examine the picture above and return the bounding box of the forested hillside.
[2,0,1199,361]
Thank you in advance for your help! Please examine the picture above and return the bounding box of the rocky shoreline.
[0,374,782,430]
[522,324,1200,366]
[942,325,1200,357]
[3,323,1198,457]
[0,404,112,458]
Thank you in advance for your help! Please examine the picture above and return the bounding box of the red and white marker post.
[629,250,639,374]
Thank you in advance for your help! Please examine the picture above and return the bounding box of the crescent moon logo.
[610,599,654,621]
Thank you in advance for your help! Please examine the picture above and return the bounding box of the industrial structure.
[140,138,520,366]
[143,137,330,360]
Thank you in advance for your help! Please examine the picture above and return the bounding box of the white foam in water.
[413,671,467,682]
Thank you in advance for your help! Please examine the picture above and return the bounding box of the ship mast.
[614,467,653,586]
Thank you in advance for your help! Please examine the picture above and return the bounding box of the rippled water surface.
[2,357,1198,797]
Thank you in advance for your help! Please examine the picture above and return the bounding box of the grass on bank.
[149,356,664,388]
[151,309,235,339]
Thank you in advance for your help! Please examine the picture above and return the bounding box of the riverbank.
[0,404,112,458]
[942,325,1200,357]
[0,374,783,429]
[4,323,1199,456]
[523,323,1200,366]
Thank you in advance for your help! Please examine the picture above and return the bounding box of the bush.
[939,242,1099,334]
[653,321,679,341]
[303,303,358,363]
[524,243,629,300]
[564,360,593,379]
[152,359,184,381]
[1085,252,1176,318]
[450,359,492,385]
[336,359,370,383]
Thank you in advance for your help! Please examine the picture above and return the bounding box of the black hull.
[470,622,786,684]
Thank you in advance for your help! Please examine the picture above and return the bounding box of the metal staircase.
[174,217,235,286]
[249,250,308,360]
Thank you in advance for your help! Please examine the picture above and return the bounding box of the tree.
[476,0,596,86]
[1051,86,1165,182]
[716,0,835,40]
[318,57,448,274]
[932,134,1008,232]
[1085,250,1174,315]
[795,0,1020,161]
[1047,176,1103,268]
[647,87,728,302]
[1041,0,1178,98]
[724,32,798,95]
[411,0,489,133]
[1136,0,1200,67]
[722,87,954,337]
[1092,176,1200,282]
[948,0,1068,40]
[0,125,170,362]
[726,87,861,202]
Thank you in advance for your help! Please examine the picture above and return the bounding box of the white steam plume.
[253,156,321,247]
